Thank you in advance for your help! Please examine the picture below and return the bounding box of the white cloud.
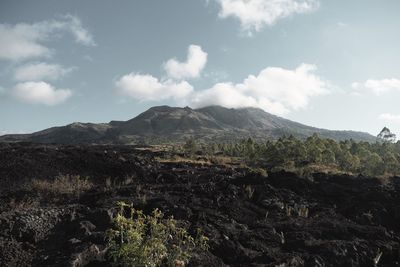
[116,64,328,115]
[365,79,400,95]
[14,62,74,81]
[12,81,72,105]
[164,45,208,80]
[190,63,329,115]
[0,14,95,61]
[115,73,194,101]
[62,14,95,46]
[217,0,319,32]
[352,78,400,95]
[379,113,400,123]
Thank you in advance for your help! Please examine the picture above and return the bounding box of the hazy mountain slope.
[115,106,224,135]
[0,123,111,144]
[0,105,376,143]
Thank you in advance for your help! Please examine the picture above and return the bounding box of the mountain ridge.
[0,105,376,144]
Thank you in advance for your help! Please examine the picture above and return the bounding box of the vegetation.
[183,138,197,157]
[106,202,209,267]
[377,127,396,143]
[31,174,93,197]
[179,128,400,177]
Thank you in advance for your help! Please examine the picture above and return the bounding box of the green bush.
[106,202,209,267]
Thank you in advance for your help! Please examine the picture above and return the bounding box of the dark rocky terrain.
[0,106,376,144]
[0,143,399,266]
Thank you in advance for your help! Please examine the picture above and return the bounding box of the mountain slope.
[0,105,376,143]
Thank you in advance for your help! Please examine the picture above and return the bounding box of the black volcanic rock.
[0,143,399,266]
[0,105,376,144]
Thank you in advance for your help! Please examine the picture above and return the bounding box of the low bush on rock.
[106,202,209,267]
[31,174,93,197]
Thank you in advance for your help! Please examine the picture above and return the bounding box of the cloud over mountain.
[115,73,193,101]
[164,45,208,80]
[190,64,329,115]
[117,47,329,116]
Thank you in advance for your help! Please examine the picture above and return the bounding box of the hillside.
[0,105,376,144]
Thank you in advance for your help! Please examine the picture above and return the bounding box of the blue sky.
[1,0,400,137]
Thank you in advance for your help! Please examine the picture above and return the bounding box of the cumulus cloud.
[352,78,400,95]
[0,14,95,61]
[164,45,208,80]
[14,62,74,81]
[115,73,194,101]
[216,0,319,32]
[379,113,400,123]
[117,63,328,116]
[12,81,72,105]
[190,64,329,115]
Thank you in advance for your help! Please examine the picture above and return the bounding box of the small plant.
[244,185,255,199]
[272,228,285,245]
[279,231,285,244]
[284,204,309,218]
[106,202,209,267]
[297,205,309,218]
[285,204,292,217]
[249,167,268,177]
[31,174,93,197]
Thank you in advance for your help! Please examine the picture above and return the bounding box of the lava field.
[0,143,400,266]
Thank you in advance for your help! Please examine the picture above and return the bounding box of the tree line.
[183,129,400,177]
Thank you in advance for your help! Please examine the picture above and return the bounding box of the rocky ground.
[0,143,400,267]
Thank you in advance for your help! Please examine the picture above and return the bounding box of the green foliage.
[183,138,197,157]
[106,202,209,267]
[202,134,400,177]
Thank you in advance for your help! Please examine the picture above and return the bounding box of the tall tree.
[377,127,396,143]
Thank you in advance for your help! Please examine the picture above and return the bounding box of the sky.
[1,0,400,137]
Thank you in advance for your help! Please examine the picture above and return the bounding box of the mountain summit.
[0,106,375,144]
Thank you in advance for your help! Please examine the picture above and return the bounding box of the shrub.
[244,185,255,199]
[31,174,93,197]
[106,202,209,267]
[249,167,268,177]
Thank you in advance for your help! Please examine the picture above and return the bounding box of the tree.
[183,137,197,157]
[377,127,396,143]
[365,152,384,176]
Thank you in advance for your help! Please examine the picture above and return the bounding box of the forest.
[181,128,400,177]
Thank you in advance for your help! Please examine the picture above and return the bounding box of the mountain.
[0,105,376,144]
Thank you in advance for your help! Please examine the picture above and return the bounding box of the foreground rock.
[0,143,399,266]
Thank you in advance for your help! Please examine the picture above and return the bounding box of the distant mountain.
[0,105,376,144]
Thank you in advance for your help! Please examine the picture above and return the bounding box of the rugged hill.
[0,105,376,144]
